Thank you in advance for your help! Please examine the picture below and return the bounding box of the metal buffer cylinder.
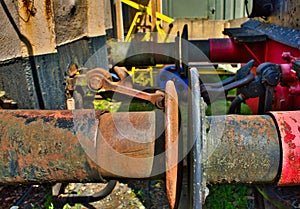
[206,114,280,184]
[188,68,300,208]
[0,110,157,183]
[0,80,181,209]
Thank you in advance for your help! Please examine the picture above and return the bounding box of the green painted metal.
[163,0,250,20]
[163,0,209,19]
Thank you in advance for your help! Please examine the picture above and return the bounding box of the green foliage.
[204,185,252,209]
[117,100,157,112]
[94,98,156,112]
[131,189,144,197]
[62,203,83,209]
[44,193,54,209]
[206,100,230,116]
[93,99,121,112]
[206,100,252,116]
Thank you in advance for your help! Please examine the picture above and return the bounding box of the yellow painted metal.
[123,0,174,42]
[131,67,154,86]
[122,0,174,86]
[125,12,144,42]
[122,0,174,24]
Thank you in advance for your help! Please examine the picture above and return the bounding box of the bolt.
[89,77,102,91]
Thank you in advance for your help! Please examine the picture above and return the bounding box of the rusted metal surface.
[270,111,300,185]
[269,0,300,31]
[96,111,156,178]
[205,114,280,184]
[82,68,165,109]
[165,81,179,209]
[0,110,156,183]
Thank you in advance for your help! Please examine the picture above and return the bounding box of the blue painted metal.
[157,65,188,94]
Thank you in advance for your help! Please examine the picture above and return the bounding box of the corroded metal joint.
[88,77,103,91]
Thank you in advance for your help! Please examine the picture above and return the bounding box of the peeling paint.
[271,111,300,185]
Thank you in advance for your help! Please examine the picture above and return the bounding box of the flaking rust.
[0,110,157,184]
[0,110,96,183]
[205,115,280,184]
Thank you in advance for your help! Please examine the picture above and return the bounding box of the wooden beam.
[115,0,124,41]
[151,0,157,42]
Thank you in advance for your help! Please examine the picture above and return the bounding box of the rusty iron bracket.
[84,68,165,109]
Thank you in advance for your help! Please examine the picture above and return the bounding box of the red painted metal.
[209,38,265,64]
[270,111,300,185]
[264,40,300,64]
[208,38,300,113]
[272,62,300,111]
[209,39,300,64]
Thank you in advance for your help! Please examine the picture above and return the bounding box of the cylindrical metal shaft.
[205,114,280,184]
[0,110,156,184]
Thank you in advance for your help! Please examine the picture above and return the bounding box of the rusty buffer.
[0,110,158,183]
[188,68,300,209]
[0,80,182,208]
[205,114,280,184]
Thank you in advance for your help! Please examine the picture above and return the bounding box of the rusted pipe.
[205,114,281,184]
[0,110,157,183]
[188,68,300,209]
[205,112,300,185]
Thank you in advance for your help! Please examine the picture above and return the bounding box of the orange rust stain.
[45,0,52,20]
[21,0,36,22]
[22,0,31,8]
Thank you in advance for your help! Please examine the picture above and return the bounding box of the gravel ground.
[1,180,299,209]
[0,180,170,209]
